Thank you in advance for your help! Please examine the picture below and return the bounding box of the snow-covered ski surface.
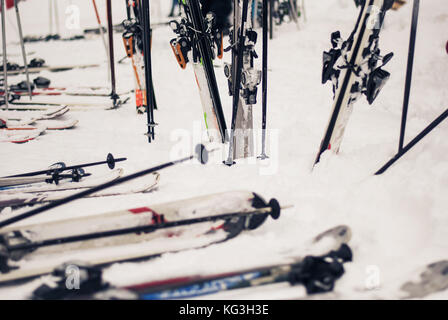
[0,0,447,299]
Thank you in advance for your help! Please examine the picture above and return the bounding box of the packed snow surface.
[0,0,447,299]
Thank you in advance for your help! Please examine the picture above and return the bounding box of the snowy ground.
[0,0,447,300]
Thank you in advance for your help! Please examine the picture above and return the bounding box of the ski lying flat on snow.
[0,105,69,123]
[4,119,78,131]
[6,97,130,111]
[4,63,101,75]
[0,127,45,143]
[0,88,133,98]
[0,168,123,193]
[0,191,279,284]
[0,172,160,209]
[400,260,448,299]
[30,225,351,300]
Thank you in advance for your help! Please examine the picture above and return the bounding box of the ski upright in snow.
[225,0,262,161]
[314,0,394,166]
[169,0,228,143]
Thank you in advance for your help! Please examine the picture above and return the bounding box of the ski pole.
[0,144,209,229]
[398,0,419,152]
[375,109,448,175]
[13,0,32,100]
[106,0,119,107]
[2,200,282,254]
[1,0,9,109]
[4,153,127,178]
[141,0,156,142]
[258,0,269,160]
[138,244,352,299]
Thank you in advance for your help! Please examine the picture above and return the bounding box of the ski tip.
[195,144,209,165]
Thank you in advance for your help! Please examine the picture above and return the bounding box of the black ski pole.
[225,0,250,166]
[0,145,209,229]
[106,0,119,107]
[375,109,448,175]
[258,0,269,160]
[3,200,281,254]
[4,153,126,178]
[398,0,419,152]
[141,0,156,142]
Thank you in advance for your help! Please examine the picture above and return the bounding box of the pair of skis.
[225,0,270,164]
[169,0,228,144]
[314,0,394,166]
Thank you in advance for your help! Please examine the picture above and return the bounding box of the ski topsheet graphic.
[314,0,394,165]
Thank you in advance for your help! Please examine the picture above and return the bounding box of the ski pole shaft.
[398,0,419,152]
[4,153,126,178]
[141,0,156,142]
[376,108,448,175]
[106,0,117,100]
[6,203,280,253]
[259,0,269,159]
[0,145,208,229]
[14,0,32,100]
[1,0,8,109]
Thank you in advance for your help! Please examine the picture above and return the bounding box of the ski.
[0,172,160,210]
[0,170,90,189]
[225,0,262,160]
[0,191,281,284]
[3,119,78,131]
[170,0,228,143]
[0,88,132,98]
[3,63,101,75]
[314,0,394,165]
[0,168,124,193]
[400,260,448,299]
[4,97,131,111]
[30,225,351,300]
[0,127,45,144]
[0,106,70,123]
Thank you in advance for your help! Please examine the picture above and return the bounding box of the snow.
[0,0,447,300]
